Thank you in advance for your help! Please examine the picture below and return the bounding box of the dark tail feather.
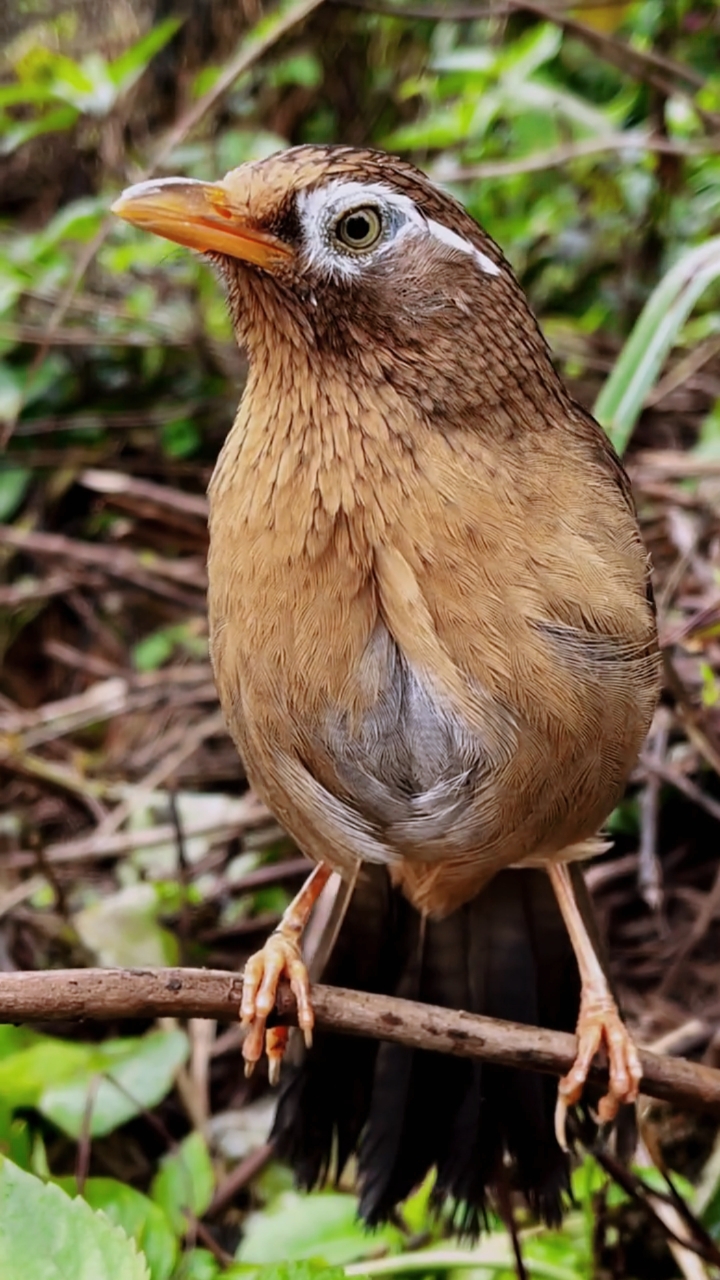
[272,865,594,1230]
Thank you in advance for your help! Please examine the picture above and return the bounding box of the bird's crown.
[113,144,504,287]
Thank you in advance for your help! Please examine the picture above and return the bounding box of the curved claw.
[240,929,313,1082]
[555,994,641,1148]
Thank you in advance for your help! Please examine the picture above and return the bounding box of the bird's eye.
[334,206,383,252]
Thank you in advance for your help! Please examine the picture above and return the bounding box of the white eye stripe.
[425,217,499,276]
[296,179,500,278]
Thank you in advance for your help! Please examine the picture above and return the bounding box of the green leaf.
[150,1132,215,1236]
[51,51,117,113]
[0,1157,149,1279]
[236,1191,403,1267]
[0,1100,33,1172]
[0,106,78,155]
[266,52,322,89]
[132,623,206,673]
[0,366,25,426]
[161,416,201,458]
[39,1029,188,1138]
[173,1249,223,1278]
[109,19,183,95]
[595,236,720,454]
[696,1133,720,1238]
[0,1039,94,1109]
[56,1178,177,1280]
[694,399,720,459]
[0,467,31,521]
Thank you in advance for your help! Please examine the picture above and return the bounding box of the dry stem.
[0,967,717,1113]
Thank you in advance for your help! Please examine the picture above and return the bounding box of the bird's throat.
[209,359,422,562]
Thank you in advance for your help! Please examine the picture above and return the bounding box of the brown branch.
[438,134,720,182]
[0,967,718,1114]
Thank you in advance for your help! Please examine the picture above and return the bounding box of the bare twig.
[79,469,209,520]
[93,710,227,838]
[0,525,206,606]
[437,134,720,182]
[0,968,718,1114]
[4,797,274,870]
[207,1141,275,1217]
[637,707,671,910]
[640,756,720,828]
[331,0,711,102]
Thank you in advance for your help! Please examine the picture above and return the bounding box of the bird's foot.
[240,927,314,1085]
[555,991,642,1149]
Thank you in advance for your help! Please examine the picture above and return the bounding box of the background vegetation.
[1,0,720,1276]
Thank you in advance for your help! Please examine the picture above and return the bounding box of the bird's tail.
[271,863,603,1231]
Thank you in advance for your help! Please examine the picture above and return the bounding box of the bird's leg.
[547,862,642,1148]
[241,861,332,1084]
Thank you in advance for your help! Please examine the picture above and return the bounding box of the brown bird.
[113,145,660,1227]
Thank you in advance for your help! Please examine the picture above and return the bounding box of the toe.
[287,954,313,1034]
[238,932,315,1076]
[240,951,267,1024]
[242,1017,267,1075]
[559,1021,602,1107]
[255,940,288,1018]
[266,1026,290,1086]
[554,1096,570,1152]
[598,1017,642,1121]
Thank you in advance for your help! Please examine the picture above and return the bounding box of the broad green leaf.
[236,1191,403,1267]
[0,1157,149,1280]
[151,1132,215,1235]
[0,1039,94,1108]
[56,1178,177,1280]
[595,236,720,454]
[39,1029,188,1138]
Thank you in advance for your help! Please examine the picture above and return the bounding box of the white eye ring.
[334,205,384,252]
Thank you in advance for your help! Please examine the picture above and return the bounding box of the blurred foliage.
[2,0,720,1275]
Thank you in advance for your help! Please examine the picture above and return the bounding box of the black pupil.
[346,213,371,242]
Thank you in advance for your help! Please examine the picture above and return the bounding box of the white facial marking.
[426,217,499,276]
[296,179,500,281]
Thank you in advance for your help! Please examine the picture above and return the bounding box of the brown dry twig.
[0,967,718,1114]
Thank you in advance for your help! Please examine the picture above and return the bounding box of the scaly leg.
[547,862,642,1148]
[241,861,332,1084]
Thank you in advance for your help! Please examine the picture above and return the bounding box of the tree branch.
[0,966,718,1114]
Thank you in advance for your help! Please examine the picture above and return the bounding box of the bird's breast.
[206,382,659,890]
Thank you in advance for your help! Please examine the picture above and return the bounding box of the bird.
[113,145,660,1229]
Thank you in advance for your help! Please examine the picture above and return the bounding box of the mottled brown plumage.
[113,146,660,1227]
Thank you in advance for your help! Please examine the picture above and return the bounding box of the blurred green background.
[1,2,720,1277]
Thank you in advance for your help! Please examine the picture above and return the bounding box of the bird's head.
[113,145,560,421]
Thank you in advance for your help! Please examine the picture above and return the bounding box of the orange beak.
[111,177,292,269]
